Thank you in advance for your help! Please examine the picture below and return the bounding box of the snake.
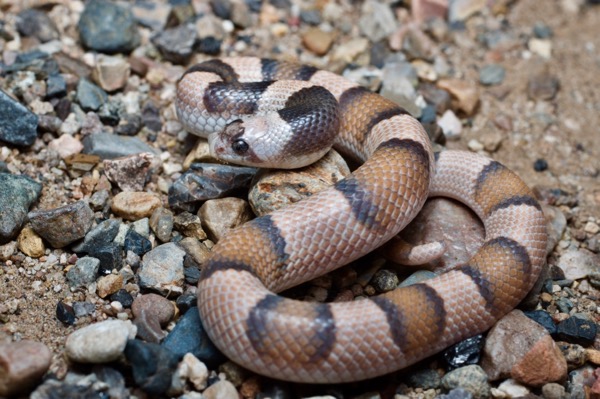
[175,57,548,383]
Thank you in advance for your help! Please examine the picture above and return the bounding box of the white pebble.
[65,319,137,363]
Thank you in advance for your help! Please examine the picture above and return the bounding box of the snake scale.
[175,57,548,383]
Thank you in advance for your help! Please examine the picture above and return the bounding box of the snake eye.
[232,138,249,154]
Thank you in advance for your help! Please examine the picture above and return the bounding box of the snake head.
[208,118,264,167]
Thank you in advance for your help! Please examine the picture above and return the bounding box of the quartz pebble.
[111,192,162,221]
[65,320,137,363]
[138,243,185,295]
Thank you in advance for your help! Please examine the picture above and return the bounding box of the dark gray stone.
[82,133,158,160]
[124,340,179,396]
[78,0,140,54]
[479,64,506,86]
[72,219,121,254]
[73,301,96,317]
[151,24,196,64]
[0,173,42,244]
[28,201,94,248]
[76,78,107,112]
[16,9,59,42]
[66,256,100,288]
[0,90,38,146]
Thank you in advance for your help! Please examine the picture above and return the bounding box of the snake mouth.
[207,132,223,158]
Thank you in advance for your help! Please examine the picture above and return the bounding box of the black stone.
[161,306,226,367]
[210,0,232,19]
[16,9,59,43]
[89,243,123,275]
[299,9,321,25]
[46,74,67,99]
[196,36,222,56]
[523,310,558,335]
[151,23,196,64]
[110,289,134,308]
[246,0,263,12]
[184,265,201,285]
[56,301,76,325]
[175,292,197,314]
[72,219,121,254]
[124,229,152,256]
[0,89,39,146]
[557,317,597,346]
[78,0,140,54]
[534,158,548,172]
[168,163,257,212]
[124,340,179,396]
[443,334,485,369]
[141,102,162,132]
[115,114,142,136]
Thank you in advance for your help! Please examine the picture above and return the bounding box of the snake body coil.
[175,57,547,383]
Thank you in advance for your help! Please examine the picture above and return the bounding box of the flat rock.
[0,90,39,146]
[111,192,162,221]
[557,248,599,280]
[104,153,156,192]
[0,340,52,397]
[138,243,185,295]
[65,319,137,363]
[82,132,158,160]
[28,200,94,248]
[92,54,130,92]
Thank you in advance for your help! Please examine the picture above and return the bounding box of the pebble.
[407,368,442,389]
[331,38,369,63]
[541,383,566,399]
[132,2,172,31]
[204,380,239,399]
[178,237,212,266]
[110,289,134,308]
[96,273,123,298]
[248,149,350,216]
[529,38,552,59]
[16,9,59,42]
[111,191,162,221]
[75,78,108,112]
[150,207,174,242]
[481,310,567,386]
[161,307,225,367]
[115,114,142,136]
[78,0,140,54]
[437,388,473,399]
[132,293,175,343]
[479,64,506,86]
[527,73,560,101]
[28,200,94,248]
[437,109,463,139]
[48,134,84,159]
[89,243,123,274]
[441,365,490,399]
[65,319,136,363]
[152,24,197,64]
[557,317,597,346]
[302,28,335,56]
[174,212,208,240]
[448,0,487,22]
[0,173,42,244]
[66,256,100,288]
[73,301,96,318]
[523,309,558,335]
[168,163,257,212]
[370,269,399,292]
[584,221,600,234]
[124,229,152,256]
[557,248,599,280]
[444,335,485,369]
[73,219,121,254]
[124,339,180,396]
[56,301,76,325]
[82,132,158,160]
[17,226,45,258]
[0,340,52,397]
[358,0,397,42]
[438,79,480,116]
[92,54,130,92]
[198,197,254,242]
[0,89,39,146]
[380,62,423,118]
[495,379,530,397]
[412,0,450,23]
[178,353,208,391]
[138,242,185,295]
[534,158,548,172]
[104,153,156,192]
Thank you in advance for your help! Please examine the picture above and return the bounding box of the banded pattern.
[176,57,548,383]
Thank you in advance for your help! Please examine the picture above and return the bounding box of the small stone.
[82,132,158,160]
[28,201,94,248]
[48,134,84,159]
[115,114,142,136]
[467,139,484,152]
[16,9,59,43]
[132,293,175,343]
[203,379,239,399]
[89,190,110,211]
[358,0,396,42]
[495,379,530,398]
[124,229,152,256]
[111,192,162,221]
[73,301,96,318]
[331,38,370,63]
[150,207,174,242]
[168,163,257,212]
[584,221,600,234]
[370,269,399,293]
[248,150,350,216]
[448,0,487,22]
[179,353,208,391]
[56,301,76,325]
[479,64,506,86]
[152,24,197,64]
[174,212,208,240]
[124,340,179,396]
[444,335,485,369]
[511,334,568,386]
[97,273,124,298]
[110,289,134,308]
[92,55,131,92]
[529,38,552,59]
[557,249,599,280]
[407,368,442,389]
[557,317,597,346]
[302,28,335,55]
[104,153,156,192]
[161,307,225,367]
[132,2,172,30]
[480,131,504,152]
[17,226,45,258]
[138,243,185,295]
[438,110,463,139]
[72,219,121,254]
[78,0,140,54]
[412,0,449,23]
[67,257,100,288]
[523,310,558,335]
[441,365,490,399]
[438,79,480,116]
[141,102,162,132]
[76,78,108,112]
[0,174,42,244]
[199,198,254,242]
[65,320,137,363]
[89,243,123,274]
[178,237,212,266]
[0,90,39,146]
[534,158,548,172]
[0,340,52,397]
[527,73,560,101]
[541,383,566,399]
[437,388,473,399]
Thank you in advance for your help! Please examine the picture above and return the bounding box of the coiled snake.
[175,57,547,383]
